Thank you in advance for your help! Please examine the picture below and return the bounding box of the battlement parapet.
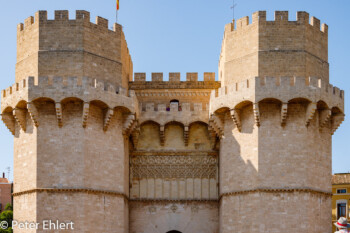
[16,10,133,88]
[130,72,219,90]
[142,102,207,112]
[224,11,327,34]
[220,11,329,86]
[1,76,139,115]
[18,10,119,33]
[134,72,216,82]
[210,76,344,115]
[139,102,209,127]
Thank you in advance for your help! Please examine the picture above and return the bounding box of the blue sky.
[0,0,349,180]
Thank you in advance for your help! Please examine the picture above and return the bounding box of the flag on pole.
[116,0,119,23]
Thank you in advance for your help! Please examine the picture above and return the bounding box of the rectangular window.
[337,189,347,194]
[338,203,347,218]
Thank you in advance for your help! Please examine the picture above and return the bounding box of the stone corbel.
[184,126,189,146]
[27,102,39,127]
[230,109,241,132]
[131,127,140,148]
[208,123,220,138]
[331,113,345,135]
[123,113,136,136]
[55,102,63,128]
[281,103,288,126]
[13,108,27,132]
[103,108,114,131]
[305,102,317,127]
[253,103,260,127]
[1,112,16,135]
[82,102,90,128]
[209,114,224,137]
[319,109,331,128]
[208,128,217,149]
[160,125,165,146]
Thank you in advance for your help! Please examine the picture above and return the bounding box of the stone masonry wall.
[13,193,37,233]
[16,11,133,89]
[220,192,331,233]
[7,94,133,233]
[219,11,329,86]
[130,201,218,233]
[35,192,127,233]
[216,99,334,233]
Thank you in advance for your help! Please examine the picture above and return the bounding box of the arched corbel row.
[253,103,260,127]
[55,102,63,128]
[331,113,344,135]
[281,103,288,126]
[82,102,90,128]
[184,125,189,146]
[103,108,114,131]
[160,125,165,146]
[305,102,317,127]
[13,108,27,132]
[230,109,241,132]
[1,112,15,135]
[27,102,39,127]
[319,109,331,128]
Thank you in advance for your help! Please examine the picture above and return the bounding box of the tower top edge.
[17,10,121,33]
[224,11,327,34]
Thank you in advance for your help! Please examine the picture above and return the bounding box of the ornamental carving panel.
[131,154,218,179]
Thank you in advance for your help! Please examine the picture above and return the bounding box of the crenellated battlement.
[139,101,209,129]
[130,72,220,90]
[17,10,118,33]
[133,72,216,82]
[1,76,139,115]
[224,11,327,34]
[220,11,329,86]
[213,76,343,98]
[141,102,207,113]
[16,10,133,89]
[210,76,344,116]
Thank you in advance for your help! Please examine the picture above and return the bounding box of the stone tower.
[0,10,345,233]
[2,10,136,232]
[211,11,344,233]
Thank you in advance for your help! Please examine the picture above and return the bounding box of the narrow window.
[170,99,179,104]
[337,189,347,194]
[169,99,180,111]
[337,203,347,218]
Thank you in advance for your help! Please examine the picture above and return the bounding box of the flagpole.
[231,0,237,20]
[116,1,118,23]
